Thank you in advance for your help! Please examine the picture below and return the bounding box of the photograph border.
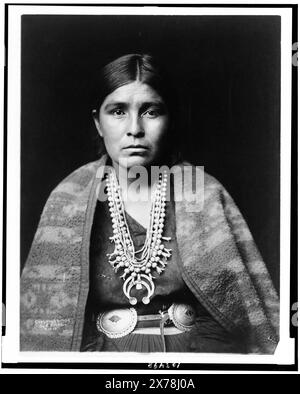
[1,2,298,372]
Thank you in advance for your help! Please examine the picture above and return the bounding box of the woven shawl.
[20,156,279,353]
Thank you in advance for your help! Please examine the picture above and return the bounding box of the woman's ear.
[92,109,103,137]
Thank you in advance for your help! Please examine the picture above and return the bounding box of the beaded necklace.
[106,168,172,305]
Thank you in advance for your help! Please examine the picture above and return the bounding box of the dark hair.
[93,53,181,162]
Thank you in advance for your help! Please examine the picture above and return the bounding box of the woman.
[20,54,279,353]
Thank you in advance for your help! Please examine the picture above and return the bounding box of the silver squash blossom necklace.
[106,168,172,305]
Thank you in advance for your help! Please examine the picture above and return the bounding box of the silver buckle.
[96,308,137,338]
[168,303,196,332]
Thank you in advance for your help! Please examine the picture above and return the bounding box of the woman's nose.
[126,114,145,138]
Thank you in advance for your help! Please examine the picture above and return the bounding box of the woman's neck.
[112,161,158,203]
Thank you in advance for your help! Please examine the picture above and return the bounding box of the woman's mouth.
[123,145,148,152]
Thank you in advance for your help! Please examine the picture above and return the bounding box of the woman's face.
[94,81,169,169]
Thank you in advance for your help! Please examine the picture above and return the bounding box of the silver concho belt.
[96,303,196,339]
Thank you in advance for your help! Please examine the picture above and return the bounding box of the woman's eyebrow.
[141,101,165,107]
[103,100,166,112]
[103,102,127,110]
[138,101,166,113]
[139,101,167,114]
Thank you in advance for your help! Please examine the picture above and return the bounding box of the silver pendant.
[123,273,155,305]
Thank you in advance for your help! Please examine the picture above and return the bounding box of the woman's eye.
[111,109,125,116]
[143,109,160,118]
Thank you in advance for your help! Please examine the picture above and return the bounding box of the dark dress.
[81,194,246,353]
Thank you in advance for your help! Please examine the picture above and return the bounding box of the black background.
[21,15,280,291]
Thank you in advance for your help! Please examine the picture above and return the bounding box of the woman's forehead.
[101,81,164,107]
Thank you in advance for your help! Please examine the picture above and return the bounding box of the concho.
[96,308,137,338]
[168,303,196,331]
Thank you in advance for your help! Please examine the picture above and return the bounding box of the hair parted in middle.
[92,53,182,162]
